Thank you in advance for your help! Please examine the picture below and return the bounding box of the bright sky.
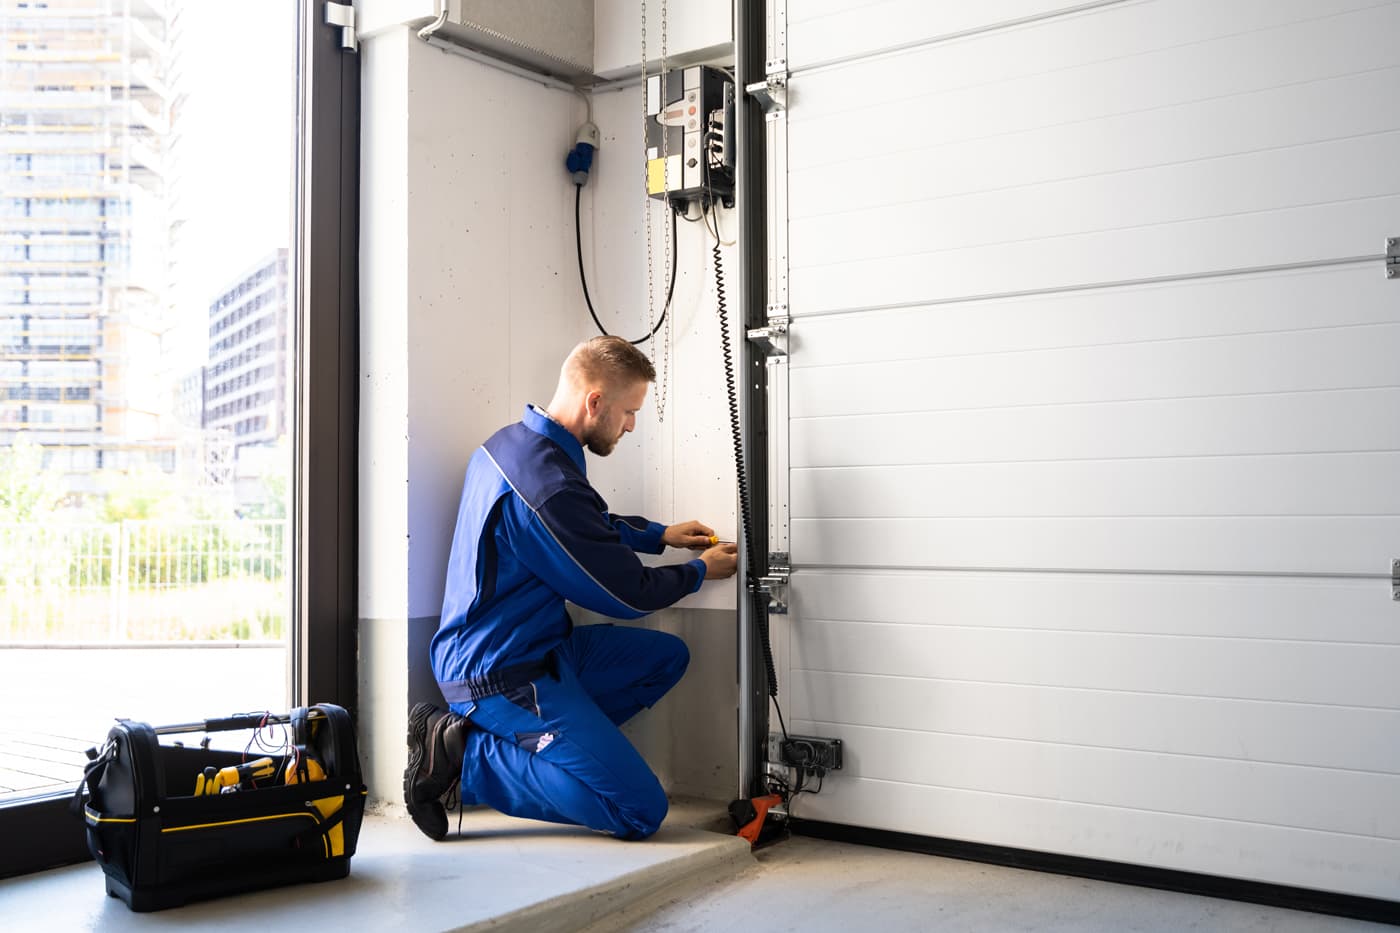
[166,0,296,368]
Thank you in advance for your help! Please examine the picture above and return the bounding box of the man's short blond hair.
[566,336,656,389]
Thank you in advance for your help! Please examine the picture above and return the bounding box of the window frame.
[0,0,359,879]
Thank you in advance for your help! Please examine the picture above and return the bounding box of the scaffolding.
[0,0,174,479]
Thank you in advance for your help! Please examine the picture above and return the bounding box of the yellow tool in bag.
[282,748,347,857]
[193,757,277,796]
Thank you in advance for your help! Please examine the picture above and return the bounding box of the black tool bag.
[73,704,367,912]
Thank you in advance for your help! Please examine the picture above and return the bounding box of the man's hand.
[699,542,739,580]
[662,519,717,550]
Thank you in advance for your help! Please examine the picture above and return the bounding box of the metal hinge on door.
[747,308,788,357]
[745,0,788,116]
[1387,238,1399,280]
[1392,559,1400,601]
[745,70,787,115]
[754,551,790,614]
[326,2,358,53]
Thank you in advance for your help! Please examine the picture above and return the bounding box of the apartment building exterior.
[0,0,174,483]
[203,248,288,449]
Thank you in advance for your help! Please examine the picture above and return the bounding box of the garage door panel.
[789,1,1397,145]
[787,0,1097,68]
[791,776,1400,900]
[793,68,1400,217]
[788,619,1400,708]
[790,323,1400,418]
[789,196,1397,312]
[793,454,1400,518]
[795,133,1398,275]
[773,0,1400,902]
[790,671,1400,773]
[789,722,1400,839]
[788,266,1398,367]
[791,132,1400,264]
[791,570,1399,643]
[793,390,1400,468]
[792,516,1397,575]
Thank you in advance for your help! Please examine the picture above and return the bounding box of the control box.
[645,64,735,209]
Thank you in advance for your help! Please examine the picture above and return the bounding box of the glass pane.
[0,0,297,798]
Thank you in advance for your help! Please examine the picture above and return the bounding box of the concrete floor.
[3,802,1391,932]
[589,836,1394,933]
[0,799,748,933]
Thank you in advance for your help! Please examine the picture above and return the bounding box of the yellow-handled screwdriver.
[195,757,276,795]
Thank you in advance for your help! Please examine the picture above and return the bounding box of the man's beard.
[584,427,618,457]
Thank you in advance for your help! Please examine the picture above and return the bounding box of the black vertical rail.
[735,0,771,799]
[295,0,359,714]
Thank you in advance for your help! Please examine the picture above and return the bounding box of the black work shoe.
[404,702,468,841]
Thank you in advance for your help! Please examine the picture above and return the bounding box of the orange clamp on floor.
[733,793,784,846]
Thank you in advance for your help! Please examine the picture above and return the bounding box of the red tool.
[730,793,785,847]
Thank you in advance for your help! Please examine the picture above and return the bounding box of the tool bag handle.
[151,709,335,736]
[69,741,114,821]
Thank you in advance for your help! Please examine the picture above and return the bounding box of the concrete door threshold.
[2,797,752,932]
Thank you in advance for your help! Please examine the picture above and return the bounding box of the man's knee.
[615,776,670,840]
[656,631,689,687]
[630,631,688,711]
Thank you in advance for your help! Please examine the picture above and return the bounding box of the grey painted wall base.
[579,607,739,803]
[407,614,446,709]
[359,614,445,811]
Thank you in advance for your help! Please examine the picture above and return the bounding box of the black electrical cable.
[711,212,790,747]
[788,767,824,818]
[575,185,678,345]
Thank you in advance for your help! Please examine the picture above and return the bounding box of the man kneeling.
[405,336,738,840]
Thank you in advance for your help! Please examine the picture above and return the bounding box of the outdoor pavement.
[0,645,286,797]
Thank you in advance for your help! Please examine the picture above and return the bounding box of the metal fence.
[0,520,288,643]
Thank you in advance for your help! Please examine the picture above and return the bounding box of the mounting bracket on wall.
[1387,237,1399,280]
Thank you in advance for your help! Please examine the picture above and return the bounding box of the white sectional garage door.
[776,0,1400,900]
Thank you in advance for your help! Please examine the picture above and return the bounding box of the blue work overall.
[430,405,707,839]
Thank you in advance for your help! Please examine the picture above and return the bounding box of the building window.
[0,0,359,879]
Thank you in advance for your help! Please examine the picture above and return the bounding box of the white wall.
[594,0,732,77]
[359,27,592,801]
[358,26,413,798]
[574,80,744,800]
[584,81,741,611]
[358,24,741,805]
[562,70,750,801]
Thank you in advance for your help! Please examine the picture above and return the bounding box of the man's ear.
[585,390,603,416]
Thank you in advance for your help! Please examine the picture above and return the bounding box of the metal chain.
[654,0,671,421]
[641,0,656,382]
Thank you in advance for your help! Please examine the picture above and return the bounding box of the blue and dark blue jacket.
[431,405,706,703]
